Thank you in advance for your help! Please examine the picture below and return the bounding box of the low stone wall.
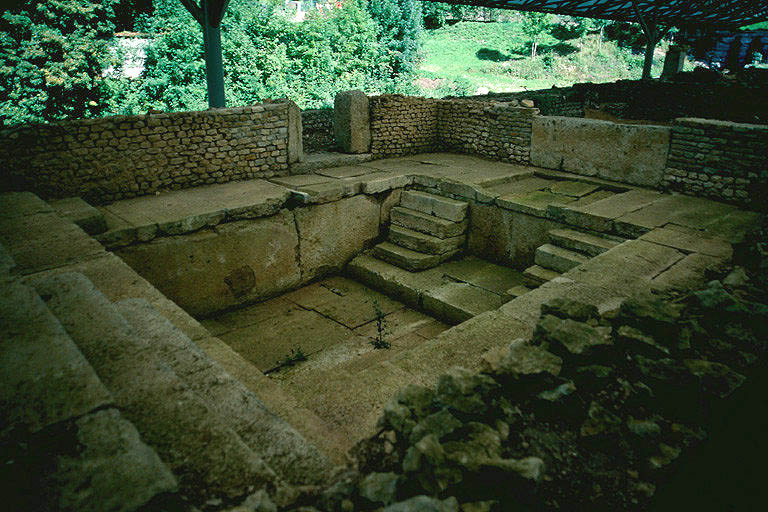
[369,95,439,157]
[662,118,768,206]
[0,102,301,204]
[572,75,768,124]
[530,116,671,188]
[458,89,584,117]
[301,109,336,152]
[438,100,538,164]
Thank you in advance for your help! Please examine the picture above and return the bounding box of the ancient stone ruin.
[1,73,767,511]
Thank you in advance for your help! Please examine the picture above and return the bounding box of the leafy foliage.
[416,20,669,96]
[105,0,409,115]
[366,0,422,75]
[0,0,119,125]
[520,11,552,58]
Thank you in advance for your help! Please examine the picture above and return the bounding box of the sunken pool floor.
[200,275,449,375]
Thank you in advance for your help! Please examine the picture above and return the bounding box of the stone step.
[33,272,277,504]
[50,197,107,235]
[289,151,372,174]
[347,254,506,325]
[0,277,178,511]
[548,228,622,257]
[191,335,355,465]
[535,244,589,273]
[523,265,561,287]
[507,284,535,299]
[400,190,469,222]
[388,224,464,255]
[347,253,435,309]
[115,298,331,486]
[373,242,457,272]
[422,281,508,325]
[390,207,467,239]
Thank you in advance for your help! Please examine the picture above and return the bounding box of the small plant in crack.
[279,346,308,367]
[368,295,392,350]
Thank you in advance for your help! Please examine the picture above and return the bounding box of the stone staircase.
[1,239,331,509]
[372,190,469,271]
[515,228,623,296]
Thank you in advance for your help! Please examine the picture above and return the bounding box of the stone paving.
[202,276,449,374]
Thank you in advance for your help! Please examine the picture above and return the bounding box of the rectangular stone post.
[334,90,371,154]
[287,100,303,164]
[662,45,687,78]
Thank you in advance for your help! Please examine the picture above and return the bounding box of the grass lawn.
[415,21,671,96]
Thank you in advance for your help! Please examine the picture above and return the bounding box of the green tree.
[585,17,611,53]
[0,0,119,125]
[520,11,551,58]
[367,0,422,75]
[107,0,391,113]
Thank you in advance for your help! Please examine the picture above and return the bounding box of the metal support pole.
[202,0,226,108]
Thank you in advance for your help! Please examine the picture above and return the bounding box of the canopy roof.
[425,1,768,27]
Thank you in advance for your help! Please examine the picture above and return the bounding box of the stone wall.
[530,116,671,188]
[662,117,768,206]
[459,89,585,117]
[571,74,768,124]
[0,102,299,204]
[461,72,768,124]
[438,100,538,164]
[369,95,439,157]
[115,193,391,317]
[301,109,336,152]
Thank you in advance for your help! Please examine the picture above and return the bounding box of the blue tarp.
[425,1,768,27]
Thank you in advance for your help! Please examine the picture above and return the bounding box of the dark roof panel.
[425,1,768,27]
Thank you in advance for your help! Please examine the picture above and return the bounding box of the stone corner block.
[334,90,371,154]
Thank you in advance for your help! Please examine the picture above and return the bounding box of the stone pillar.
[334,90,371,154]
[286,100,303,163]
[662,45,687,78]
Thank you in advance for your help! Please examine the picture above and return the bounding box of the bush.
[0,0,119,125]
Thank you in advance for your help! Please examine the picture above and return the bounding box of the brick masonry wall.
[369,95,439,157]
[0,103,292,204]
[301,108,336,152]
[437,100,538,164]
[662,117,768,206]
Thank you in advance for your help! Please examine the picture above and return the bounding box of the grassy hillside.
[415,21,677,96]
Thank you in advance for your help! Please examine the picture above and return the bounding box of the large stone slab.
[283,276,402,329]
[116,298,330,485]
[347,253,446,307]
[400,190,468,222]
[0,279,112,435]
[561,239,685,294]
[388,225,464,255]
[219,306,358,372]
[439,257,526,296]
[35,273,275,502]
[25,253,210,342]
[391,206,467,239]
[295,195,380,280]
[422,281,508,324]
[50,197,107,235]
[334,90,371,153]
[287,99,303,163]
[530,116,670,187]
[117,210,301,317]
[0,212,105,274]
[8,408,178,512]
[0,191,54,219]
